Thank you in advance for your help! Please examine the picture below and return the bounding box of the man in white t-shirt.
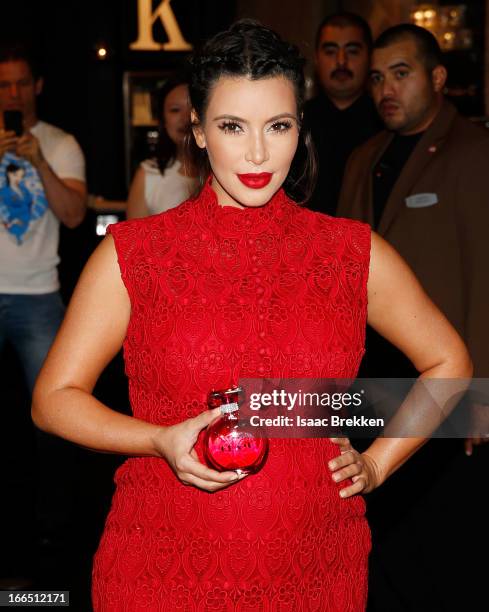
[0,43,86,383]
[0,42,86,579]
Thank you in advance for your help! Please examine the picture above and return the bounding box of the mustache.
[331,68,353,79]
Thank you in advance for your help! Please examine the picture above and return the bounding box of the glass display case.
[122,70,172,188]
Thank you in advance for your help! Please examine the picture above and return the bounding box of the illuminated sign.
[130,0,192,51]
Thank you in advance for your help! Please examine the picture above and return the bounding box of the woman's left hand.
[329,437,383,498]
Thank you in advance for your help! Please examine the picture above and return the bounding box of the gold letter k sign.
[130,0,192,51]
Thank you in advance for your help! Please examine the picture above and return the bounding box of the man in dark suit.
[304,12,382,215]
[338,24,488,611]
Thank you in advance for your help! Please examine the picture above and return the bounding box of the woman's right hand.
[153,407,244,492]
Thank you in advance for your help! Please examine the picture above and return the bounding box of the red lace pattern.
[92,182,372,611]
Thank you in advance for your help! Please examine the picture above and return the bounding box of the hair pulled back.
[188,19,316,203]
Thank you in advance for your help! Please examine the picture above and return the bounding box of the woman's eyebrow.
[267,113,298,122]
[213,113,298,122]
[213,114,245,122]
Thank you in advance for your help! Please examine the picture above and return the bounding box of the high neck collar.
[195,175,293,236]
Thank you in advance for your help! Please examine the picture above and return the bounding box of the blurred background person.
[126,75,197,219]
[0,40,86,585]
[304,12,382,216]
[338,24,489,612]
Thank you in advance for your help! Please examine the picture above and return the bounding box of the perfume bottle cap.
[224,386,243,395]
[208,386,243,408]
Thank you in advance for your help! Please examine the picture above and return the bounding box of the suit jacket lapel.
[377,101,458,236]
[359,132,393,226]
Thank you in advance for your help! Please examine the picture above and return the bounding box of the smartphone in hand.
[3,110,23,137]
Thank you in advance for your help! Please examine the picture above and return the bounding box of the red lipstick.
[237,173,272,189]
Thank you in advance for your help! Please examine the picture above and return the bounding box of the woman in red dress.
[32,20,471,611]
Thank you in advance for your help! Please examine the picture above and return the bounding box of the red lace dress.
[92,181,372,611]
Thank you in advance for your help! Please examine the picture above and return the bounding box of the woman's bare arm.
[32,236,240,491]
[330,232,472,496]
[126,166,150,219]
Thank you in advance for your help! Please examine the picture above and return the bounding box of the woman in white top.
[126,76,198,218]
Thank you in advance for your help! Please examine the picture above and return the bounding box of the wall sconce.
[410,3,473,51]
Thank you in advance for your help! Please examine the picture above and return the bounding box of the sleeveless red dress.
[92,181,372,611]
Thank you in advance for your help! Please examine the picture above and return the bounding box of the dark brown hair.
[315,12,373,51]
[188,19,317,203]
[374,24,444,73]
[0,41,42,80]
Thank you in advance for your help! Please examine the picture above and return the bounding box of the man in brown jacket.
[338,24,488,611]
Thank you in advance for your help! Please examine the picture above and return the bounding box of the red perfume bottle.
[203,386,269,474]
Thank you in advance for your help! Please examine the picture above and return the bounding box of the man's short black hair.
[374,24,443,72]
[315,12,373,51]
[0,41,42,80]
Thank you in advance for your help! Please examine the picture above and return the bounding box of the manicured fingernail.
[332,473,340,482]
[339,490,347,498]
[328,461,336,470]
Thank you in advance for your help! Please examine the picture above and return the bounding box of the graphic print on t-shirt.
[0,152,48,245]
